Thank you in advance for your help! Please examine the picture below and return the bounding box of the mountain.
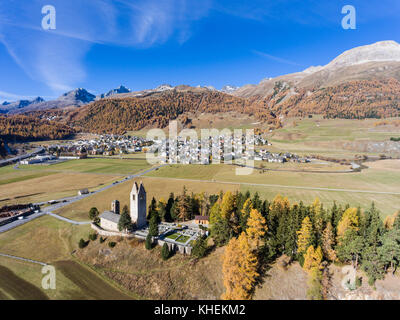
[96,85,131,99]
[57,88,96,105]
[232,41,400,119]
[220,85,239,94]
[7,88,96,114]
[235,41,400,99]
[0,97,44,113]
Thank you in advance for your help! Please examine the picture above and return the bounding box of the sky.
[1,0,400,102]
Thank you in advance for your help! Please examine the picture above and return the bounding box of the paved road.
[144,176,400,196]
[0,164,166,234]
[0,147,44,167]
[0,253,47,266]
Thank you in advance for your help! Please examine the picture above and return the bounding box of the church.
[99,181,147,232]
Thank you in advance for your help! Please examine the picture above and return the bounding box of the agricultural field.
[145,161,400,217]
[269,117,400,159]
[54,176,239,221]
[0,157,153,206]
[0,215,132,300]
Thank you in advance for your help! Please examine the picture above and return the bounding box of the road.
[0,147,44,167]
[0,164,166,234]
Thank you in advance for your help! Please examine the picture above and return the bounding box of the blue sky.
[1,0,400,102]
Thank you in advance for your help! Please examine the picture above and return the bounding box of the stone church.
[99,181,147,232]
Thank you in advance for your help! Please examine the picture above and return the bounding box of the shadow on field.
[0,265,49,300]
[53,260,133,300]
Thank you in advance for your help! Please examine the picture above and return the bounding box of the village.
[13,133,310,167]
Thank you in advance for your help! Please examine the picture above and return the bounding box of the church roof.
[100,211,120,224]
[131,181,146,194]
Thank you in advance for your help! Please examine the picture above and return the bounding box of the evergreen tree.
[157,199,167,222]
[362,245,385,286]
[118,207,132,232]
[165,193,175,222]
[89,207,100,223]
[161,243,170,260]
[192,237,208,258]
[379,229,400,273]
[148,214,159,237]
[145,233,153,250]
[336,229,364,268]
[251,192,262,212]
[211,216,233,247]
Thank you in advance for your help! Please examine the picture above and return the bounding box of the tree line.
[209,191,400,300]
[88,187,400,300]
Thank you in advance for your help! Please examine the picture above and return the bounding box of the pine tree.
[157,199,167,222]
[192,237,208,258]
[379,229,400,273]
[161,243,170,260]
[145,233,153,250]
[165,193,175,222]
[336,229,363,268]
[118,208,132,232]
[148,214,159,237]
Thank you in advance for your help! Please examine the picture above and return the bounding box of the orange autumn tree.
[337,207,359,243]
[221,232,259,300]
[297,216,313,255]
[246,208,267,251]
[303,245,324,272]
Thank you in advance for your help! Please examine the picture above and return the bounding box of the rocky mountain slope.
[0,97,44,114]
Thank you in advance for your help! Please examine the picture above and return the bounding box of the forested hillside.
[268,79,400,119]
[0,115,75,141]
[72,90,277,133]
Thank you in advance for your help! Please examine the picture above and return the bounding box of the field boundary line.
[0,253,47,266]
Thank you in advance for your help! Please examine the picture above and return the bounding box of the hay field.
[54,176,240,221]
[0,172,120,205]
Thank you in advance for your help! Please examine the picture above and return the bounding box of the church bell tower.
[130,181,147,229]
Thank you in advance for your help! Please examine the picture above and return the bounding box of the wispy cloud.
[0,0,211,93]
[0,91,34,102]
[252,50,303,67]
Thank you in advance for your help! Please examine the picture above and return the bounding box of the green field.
[145,161,400,217]
[269,117,400,159]
[18,157,151,175]
[0,157,153,205]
